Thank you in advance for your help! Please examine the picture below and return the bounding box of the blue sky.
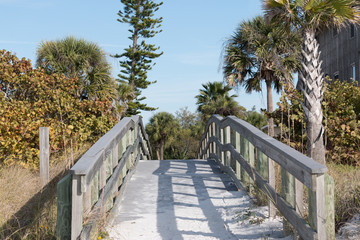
[0,0,278,123]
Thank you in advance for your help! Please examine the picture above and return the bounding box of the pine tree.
[115,0,163,115]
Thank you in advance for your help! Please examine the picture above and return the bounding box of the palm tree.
[264,0,360,164]
[117,82,135,119]
[223,16,300,137]
[36,36,117,100]
[146,112,179,160]
[195,81,246,121]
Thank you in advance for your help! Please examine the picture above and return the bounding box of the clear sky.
[0,0,278,123]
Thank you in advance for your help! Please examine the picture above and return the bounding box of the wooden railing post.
[268,157,276,218]
[309,174,326,240]
[216,123,220,158]
[281,168,295,235]
[211,122,215,155]
[308,173,334,240]
[248,142,255,196]
[295,179,304,218]
[235,131,241,180]
[39,127,49,188]
[220,127,224,165]
[230,128,236,171]
[57,116,151,239]
[325,174,335,239]
[71,174,83,240]
[225,126,231,167]
[206,126,209,158]
[240,135,250,188]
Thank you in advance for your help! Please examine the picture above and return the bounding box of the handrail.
[197,115,333,240]
[56,115,151,240]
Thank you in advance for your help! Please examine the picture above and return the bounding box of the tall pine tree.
[116,0,163,115]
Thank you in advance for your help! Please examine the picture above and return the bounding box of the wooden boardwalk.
[105,159,287,240]
[56,116,332,240]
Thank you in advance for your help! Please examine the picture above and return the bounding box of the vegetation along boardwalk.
[105,159,286,240]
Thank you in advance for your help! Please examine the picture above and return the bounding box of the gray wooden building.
[317,24,358,82]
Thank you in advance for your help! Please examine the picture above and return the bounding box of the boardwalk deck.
[105,159,289,240]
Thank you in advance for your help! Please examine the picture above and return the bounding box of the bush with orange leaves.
[0,50,118,169]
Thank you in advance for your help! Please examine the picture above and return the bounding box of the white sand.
[105,160,291,240]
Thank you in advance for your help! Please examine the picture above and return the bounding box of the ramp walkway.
[105,159,286,240]
[56,115,332,240]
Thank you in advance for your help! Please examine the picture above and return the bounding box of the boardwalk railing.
[197,115,334,240]
[56,116,151,240]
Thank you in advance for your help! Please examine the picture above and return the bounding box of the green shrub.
[0,50,117,168]
[273,79,360,165]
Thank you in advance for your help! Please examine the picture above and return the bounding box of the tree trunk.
[266,79,275,137]
[297,29,325,165]
[156,148,160,160]
[131,29,138,87]
[160,139,164,160]
[130,0,141,87]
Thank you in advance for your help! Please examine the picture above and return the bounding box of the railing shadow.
[153,159,276,239]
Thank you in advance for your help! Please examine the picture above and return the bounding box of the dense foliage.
[145,108,202,160]
[164,108,202,160]
[146,112,179,160]
[115,0,163,115]
[36,37,117,101]
[195,81,246,121]
[244,107,268,130]
[0,50,117,169]
[223,15,300,137]
[273,80,360,165]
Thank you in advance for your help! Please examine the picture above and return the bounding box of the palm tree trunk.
[297,29,325,165]
[160,139,164,160]
[156,148,160,160]
[266,79,274,137]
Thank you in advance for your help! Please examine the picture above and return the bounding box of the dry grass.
[0,142,92,240]
[327,162,360,230]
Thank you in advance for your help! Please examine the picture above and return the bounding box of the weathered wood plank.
[309,174,326,240]
[71,116,151,186]
[80,153,141,240]
[268,157,276,219]
[248,143,255,197]
[198,115,327,190]
[71,175,83,240]
[112,143,118,168]
[281,167,295,235]
[235,131,241,180]
[202,137,317,240]
[225,126,231,167]
[39,127,49,188]
[197,115,331,240]
[56,174,72,240]
[240,135,250,188]
[325,174,335,240]
[57,116,152,240]
[230,128,236,172]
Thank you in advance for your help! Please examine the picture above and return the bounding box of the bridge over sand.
[56,115,334,240]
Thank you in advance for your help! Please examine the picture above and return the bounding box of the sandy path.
[105,159,289,240]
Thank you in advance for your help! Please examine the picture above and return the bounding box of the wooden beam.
[198,115,327,190]
[39,127,49,188]
[71,174,83,240]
